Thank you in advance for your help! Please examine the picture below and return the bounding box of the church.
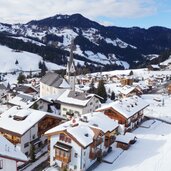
[39,39,102,118]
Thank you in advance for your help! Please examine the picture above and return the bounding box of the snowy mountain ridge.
[0,14,171,69]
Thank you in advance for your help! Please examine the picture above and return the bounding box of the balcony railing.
[89,149,102,160]
[105,136,116,147]
[125,122,131,127]
[91,138,103,148]
[131,118,138,123]
[55,155,71,163]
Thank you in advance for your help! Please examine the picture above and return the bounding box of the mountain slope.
[0,44,64,73]
[0,14,171,70]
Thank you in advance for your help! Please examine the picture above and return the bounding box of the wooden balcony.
[55,155,71,163]
[105,136,116,147]
[38,122,58,136]
[54,142,72,164]
[131,117,139,123]
[125,122,131,127]
[38,117,61,135]
[91,138,103,148]
[138,113,143,118]
[89,149,102,160]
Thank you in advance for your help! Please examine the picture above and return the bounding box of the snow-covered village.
[1,1,171,171]
[0,40,171,171]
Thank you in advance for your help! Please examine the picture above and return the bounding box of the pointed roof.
[67,39,75,73]
[40,72,70,89]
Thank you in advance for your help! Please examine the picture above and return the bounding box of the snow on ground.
[95,120,171,171]
[115,60,130,69]
[93,68,171,80]
[85,50,110,65]
[160,55,171,65]
[10,36,45,46]
[0,45,65,73]
[142,94,171,123]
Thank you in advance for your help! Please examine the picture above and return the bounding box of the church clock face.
[70,63,75,73]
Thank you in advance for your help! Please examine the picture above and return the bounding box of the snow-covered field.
[142,94,171,123]
[95,120,171,171]
[0,45,65,73]
[97,68,171,79]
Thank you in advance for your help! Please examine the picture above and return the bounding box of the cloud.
[0,0,158,24]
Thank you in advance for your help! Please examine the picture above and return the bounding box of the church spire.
[66,39,76,91]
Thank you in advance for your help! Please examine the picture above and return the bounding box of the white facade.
[46,112,119,171]
[69,75,75,91]
[20,124,38,155]
[40,82,66,98]
[0,157,17,171]
[49,133,98,171]
[60,96,101,117]
[0,135,27,171]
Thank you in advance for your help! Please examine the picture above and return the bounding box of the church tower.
[66,39,76,91]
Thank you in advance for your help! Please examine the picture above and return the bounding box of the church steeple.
[66,39,76,91]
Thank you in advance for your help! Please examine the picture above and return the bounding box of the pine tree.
[15,60,19,65]
[111,91,115,100]
[88,80,96,94]
[40,61,48,76]
[38,61,42,69]
[30,144,36,162]
[96,80,107,103]
[17,72,26,84]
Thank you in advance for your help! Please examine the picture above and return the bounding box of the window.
[32,135,35,140]
[69,109,73,113]
[90,102,93,105]
[63,108,67,111]
[0,160,3,169]
[24,142,29,148]
[39,105,43,109]
[84,151,86,156]
[74,165,77,170]
[74,153,78,158]
[65,137,71,143]
[75,111,80,115]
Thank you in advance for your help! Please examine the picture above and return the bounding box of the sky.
[0,0,171,29]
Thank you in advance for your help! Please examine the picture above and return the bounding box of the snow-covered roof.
[0,135,28,162]
[119,85,137,95]
[81,112,118,133]
[8,93,35,108]
[0,106,63,136]
[116,132,136,144]
[40,72,70,89]
[58,78,71,88]
[97,96,149,119]
[151,64,160,69]
[45,111,118,147]
[133,82,149,90]
[67,124,94,147]
[46,120,95,147]
[57,89,99,107]
[0,83,6,90]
